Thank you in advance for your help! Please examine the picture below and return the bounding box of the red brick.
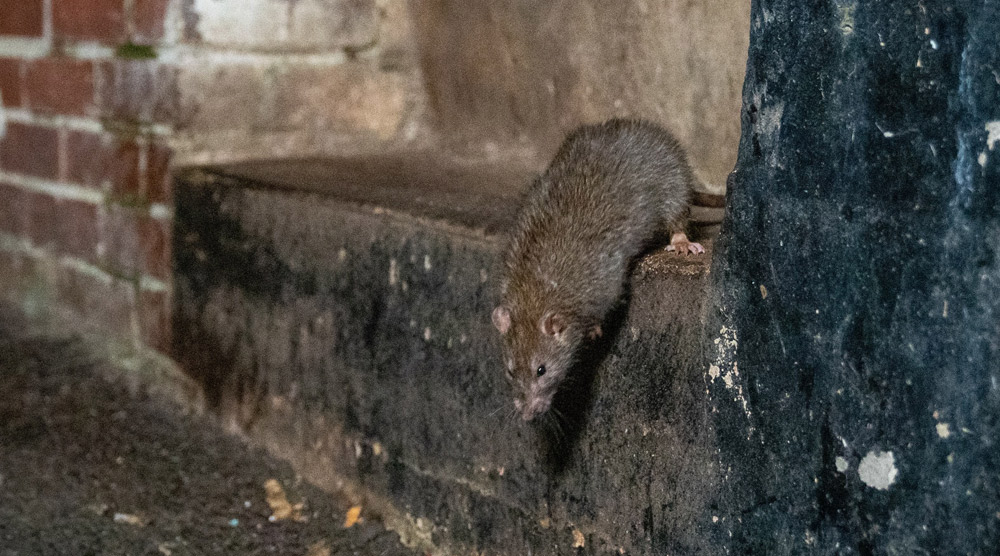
[0,58,24,107]
[101,205,170,279]
[53,0,126,42]
[0,123,59,179]
[25,58,95,116]
[97,59,181,124]
[132,0,169,42]
[0,0,44,37]
[145,141,172,203]
[63,131,140,193]
[138,289,171,353]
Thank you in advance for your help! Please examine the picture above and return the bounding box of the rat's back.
[503,119,696,317]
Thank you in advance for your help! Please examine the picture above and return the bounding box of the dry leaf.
[572,529,585,549]
[264,479,305,522]
[306,540,331,556]
[343,505,362,528]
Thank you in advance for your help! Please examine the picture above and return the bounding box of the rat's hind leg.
[666,231,705,254]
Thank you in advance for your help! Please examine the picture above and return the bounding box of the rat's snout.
[520,397,551,422]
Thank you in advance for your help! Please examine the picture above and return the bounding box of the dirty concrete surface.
[0,306,420,556]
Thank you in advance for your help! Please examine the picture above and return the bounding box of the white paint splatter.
[936,422,951,439]
[708,365,721,380]
[858,450,898,490]
[423,327,431,341]
[709,326,753,431]
[985,121,1000,151]
[835,456,849,473]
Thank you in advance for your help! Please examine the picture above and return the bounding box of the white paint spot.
[388,258,399,286]
[712,515,719,523]
[985,121,1000,150]
[835,456,849,473]
[708,365,721,380]
[980,152,989,168]
[338,248,347,262]
[930,39,939,49]
[423,327,431,341]
[423,255,431,271]
[479,269,488,283]
[936,422,951,439]
[858,450,898,490]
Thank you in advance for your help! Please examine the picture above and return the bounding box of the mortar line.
[0,171,104,204]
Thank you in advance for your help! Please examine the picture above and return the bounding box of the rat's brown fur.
[492,118,702,421]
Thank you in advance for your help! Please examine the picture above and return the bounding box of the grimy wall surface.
[412,0,749,185]
[708,0,999,552]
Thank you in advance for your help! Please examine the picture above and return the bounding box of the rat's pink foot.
[667,232,705,255]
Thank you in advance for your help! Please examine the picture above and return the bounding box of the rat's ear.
[588,325,602,341]
[539,310,567,337]
[492,306,511,334]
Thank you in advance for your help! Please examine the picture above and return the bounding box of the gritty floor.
[0,309,421,556]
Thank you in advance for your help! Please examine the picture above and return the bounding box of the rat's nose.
[521,398,550,421]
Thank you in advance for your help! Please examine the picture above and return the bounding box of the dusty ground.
[0,309,420,556]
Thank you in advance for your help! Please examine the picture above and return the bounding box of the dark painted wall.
[708,0,999,553]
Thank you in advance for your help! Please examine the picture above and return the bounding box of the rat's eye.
[536,365,546,377]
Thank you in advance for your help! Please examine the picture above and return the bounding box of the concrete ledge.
[173,152,720,555]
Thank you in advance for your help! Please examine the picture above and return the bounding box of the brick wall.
[0,0,425,352]
[0,1,174,352]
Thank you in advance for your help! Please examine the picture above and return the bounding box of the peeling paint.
[858,450,897,490]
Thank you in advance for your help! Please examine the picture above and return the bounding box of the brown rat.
[492,118,704,422]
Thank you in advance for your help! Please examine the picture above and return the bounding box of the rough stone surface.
[0,305,419,556]
[173,155,720,555]
[707,1,1000,553]
[411,0,749,185]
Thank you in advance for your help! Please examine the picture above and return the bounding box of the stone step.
[172,151,720,555]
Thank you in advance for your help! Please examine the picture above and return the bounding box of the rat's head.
[492,304,586,422]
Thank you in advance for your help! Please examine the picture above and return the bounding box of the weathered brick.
[55,198,101,261]
[97,59,181,124]
[145,141,172,204]
[0,182,29,237]
[100,205,170,279]
[138,288,171,353]
[0,123,59,179]
[0,0,45,37]
[132,0,169,43]
[25,58,95,116]
[63,131,140,193]
[24,193,100,261]
[0,58,24,107]
[55,266,135,339]
[54,0,126,42]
